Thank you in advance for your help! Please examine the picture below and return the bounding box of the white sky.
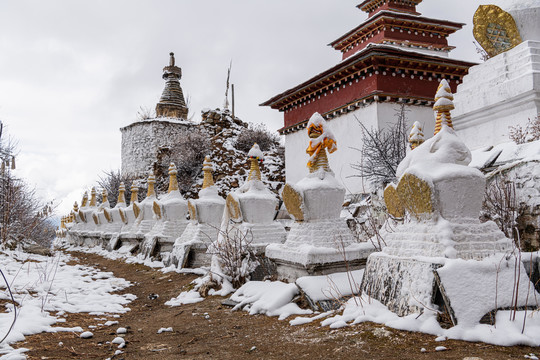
[0,1,495,215]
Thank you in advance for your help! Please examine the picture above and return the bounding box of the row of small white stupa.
[60,144,288,268]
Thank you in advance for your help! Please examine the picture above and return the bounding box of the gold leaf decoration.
[396,173,433,219]
[384,184,405,219]
[282,183,304,222]
[103,209,112,223]
[226,194,242,222]
[78,210,86,223]
[188,200,198,221]
[473,5,522,58]
[153,201,162,220]
[92,213,99,225]
[133,203,141,219]
[119,208,127,224]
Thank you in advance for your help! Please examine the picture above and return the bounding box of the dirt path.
[14,251,538,359]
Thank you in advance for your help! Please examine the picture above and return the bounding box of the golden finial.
[306,113,337,173]
[130,183,139,203]
[118,182,126,204]
[433,79,455,135]
[60,216,66,229]
[101,189,109,205]
[247,143,263,181]
[89,188,97,207]
[202,156,215,189]
[168,163,179,193]
[73,201,79,213]
[81,192,88,207]
[409,121,425,150]
[147,173,156,198]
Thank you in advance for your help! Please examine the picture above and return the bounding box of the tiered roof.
[262,1,476,135]
[155,53,189,119]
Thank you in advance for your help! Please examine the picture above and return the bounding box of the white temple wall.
[453,41,540,150]
[284,103,435,195]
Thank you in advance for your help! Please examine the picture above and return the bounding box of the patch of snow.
[296,270,364,302]
[80,331,93,339]
[165,290,204,306]
[157,327,173,334]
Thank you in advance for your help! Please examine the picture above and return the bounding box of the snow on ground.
[0,249,135,358]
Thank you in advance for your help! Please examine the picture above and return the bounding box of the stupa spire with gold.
[117,182,126,205]
[156,53,188,119]
[146,173,157,198]
[130,184,139,204]
[433,79,455,135]
[167,163,179,193]
[409,121,425,150]
[306,112,337,174]
[89,187,97,207]
[202,156,215,189]
[247,143,263,182]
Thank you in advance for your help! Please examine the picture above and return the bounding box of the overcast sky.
[0,0,496,215]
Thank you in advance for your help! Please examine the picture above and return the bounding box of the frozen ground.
[0,249,135,359]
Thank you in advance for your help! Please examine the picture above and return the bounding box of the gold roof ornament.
[117,182,126,205]
[130,183,139,204]
[167,163,179,193]
[147,173,156,198]
[156,52,189,119]
[473,5,522,58]
[247,143,263,182]
[73,201,79,213]
[306,113,337,173]
[89,188,97,207]
[409,121,425,150]
[433,79,455,135]
[202,156,215,189]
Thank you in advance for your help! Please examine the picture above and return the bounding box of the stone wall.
[120,119,193,179]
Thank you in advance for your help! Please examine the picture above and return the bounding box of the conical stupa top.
[89,187,97,207]
[117,182,126,204]
[130,184,139,203]
[73,201,79,213]
[247,143,263,182]
[155,52,188,119]
[101,189,109,205]
[433,79,455,135]
[168,163,179,193]
[81,192,88,207]
[409,121,425,150]
[147,173,157,198]
[202,156,215,189]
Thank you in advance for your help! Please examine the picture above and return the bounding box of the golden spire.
[147,173,156,198]
[73,201,79,213]
[167,163,179,193]
[101,189,109,205]
[202,156,215,189]
[60,216,66,229]
[89,187,97,207]
[117,182,126,204]
[409,121,425,150]
[81,192,88,207]
[247,143,263,182]
[130,183,139,203]
[433,79,455,135]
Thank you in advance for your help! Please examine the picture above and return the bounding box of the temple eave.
[261,46,476,110]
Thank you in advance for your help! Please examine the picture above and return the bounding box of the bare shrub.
[209,225,259,289]
[136,106,155,121]
[1,123,56,248]
[351,104,409,187]
[234,123,280,153]
[154,128,211,194]
[347,193,390,251]
[509,116,540,144]
[96,170,144,207]
[473,41,490,61]
[482,174,519,245]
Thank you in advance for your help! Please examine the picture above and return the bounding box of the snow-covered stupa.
[266,113,375,281]
[170,156,226,268]
[115,184,141,253]
[140,163,189,261]
[225,144,286,250]
[77,188,100,247]
[453,0,540,149]
[102,183,128,248]
[362,80,539,326]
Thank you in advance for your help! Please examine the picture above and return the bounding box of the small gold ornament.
[226,194,242,222]
[202,156,215,189]
[118,182,126,204]
[396,173,433,219]
[168,163,179,193]
[89,188,97,207]
[384,184,405,219]
[188,200,198,221]
[282,184,304,222]
[153,201,162,220]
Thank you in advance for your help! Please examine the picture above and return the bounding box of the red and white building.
[262,0,476,194]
